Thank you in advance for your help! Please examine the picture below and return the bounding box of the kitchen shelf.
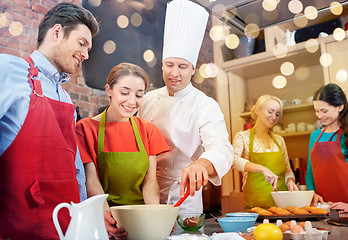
[240,102,314,119]
[221,35,339,79]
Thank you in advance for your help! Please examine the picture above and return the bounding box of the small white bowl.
[271,191,314,208]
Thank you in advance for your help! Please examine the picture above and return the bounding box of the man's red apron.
[311,128,348,202]
[0,57,80,240]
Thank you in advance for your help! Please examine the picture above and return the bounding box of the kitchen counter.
[172,218,348,239]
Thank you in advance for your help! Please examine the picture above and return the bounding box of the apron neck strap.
[328,128,343,141]
[25,56,43,97]
[249,127,282,157]
[98,109,146,153]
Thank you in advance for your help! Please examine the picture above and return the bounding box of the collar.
[160,82,193,98]
[30,50,71,84]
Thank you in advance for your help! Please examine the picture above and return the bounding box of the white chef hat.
[162,0,209,67]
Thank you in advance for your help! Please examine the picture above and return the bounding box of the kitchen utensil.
[110,204,179,240]
[271,190,314,208]
[52,194,108,240]
[174,187,190,207]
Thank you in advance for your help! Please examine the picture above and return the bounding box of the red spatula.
[173,187,190,207]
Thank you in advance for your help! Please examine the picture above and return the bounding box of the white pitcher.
[53,194,108,240]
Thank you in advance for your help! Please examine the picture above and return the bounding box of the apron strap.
[97,109,146,153]
[130,117,146,152]
[248,127,255,159]
[249,127,282,160]
[328,128,343,142]
[98,108,107,153]
[24,57,43,97]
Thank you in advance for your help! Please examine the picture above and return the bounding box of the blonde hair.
[250,95,283,120]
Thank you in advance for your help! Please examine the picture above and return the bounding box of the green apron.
[97,109,149,206]
[244,127,287,210]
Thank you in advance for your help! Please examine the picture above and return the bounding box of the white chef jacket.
[137,83,233,213]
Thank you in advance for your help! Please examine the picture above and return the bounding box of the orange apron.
[0,57,80,240]
[311,128,348,202]
[244,128,287,210]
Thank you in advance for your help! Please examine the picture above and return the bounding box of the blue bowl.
[217,217,256,232]
[225,212,259,221]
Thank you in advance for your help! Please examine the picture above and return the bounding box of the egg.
[279,223,290,232]
[290,224,304,233]
[298,221,306,229]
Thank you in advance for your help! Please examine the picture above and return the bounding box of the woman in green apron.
[76,63,169,239]
[233,95,298,210]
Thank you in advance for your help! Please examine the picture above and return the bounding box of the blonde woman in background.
[233,95,298,210]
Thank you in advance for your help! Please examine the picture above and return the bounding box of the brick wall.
[0,0,214,118]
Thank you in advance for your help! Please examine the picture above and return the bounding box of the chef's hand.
[180,158,215,197]
[311,192,324,206]
[104,211,127,239]
[329,202,348,213]
[261,167,278,191]
[286,178,299,191]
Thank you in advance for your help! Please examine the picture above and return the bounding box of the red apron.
[0,57,80,240]
[311,128,348,202]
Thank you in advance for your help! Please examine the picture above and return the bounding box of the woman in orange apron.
[76,63,169,238]
[306,83,348,206]
[233,95,298,210]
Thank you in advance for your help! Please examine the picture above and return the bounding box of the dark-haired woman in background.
[306,83,348,206]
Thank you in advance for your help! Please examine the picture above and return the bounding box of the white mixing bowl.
[271,190,314,208]
[110,204,179,240]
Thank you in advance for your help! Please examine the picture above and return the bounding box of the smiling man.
[0,3,99,239]
[138,0,233,214]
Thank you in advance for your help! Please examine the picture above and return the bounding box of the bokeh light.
[131,13,142,27]
[245,13,260,25]
[143,49,155,63]
[263,9,279,21]
[117,15,129,29]
[193,70,205,83]
[225,34,239,49]
[273,43,288,58]
[272,75,287,89]
[88,0,101,7]
[280,62,294,76]
[244,23,260,39]
[199,64,209,78]
[293,13,308,28]
[0,13,9,28]
[330,2,343,15]
[209,25,229,41]
[304,6,318,20]
[103,40,116,54]
[305,39,319,53]
[336,69,348,83]
[262,0,278,12]
[288,0,303,14]
[212,4,227,19]
[294,66,309,81]
[333,28,345,41]
[205,63,219,78]
[147,56,157,68]
[319,53,333,67]
[9,21,24,37]
[144,0,154,10]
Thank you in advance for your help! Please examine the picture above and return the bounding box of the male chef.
[138,0,234,214]
[0,3,99,239]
